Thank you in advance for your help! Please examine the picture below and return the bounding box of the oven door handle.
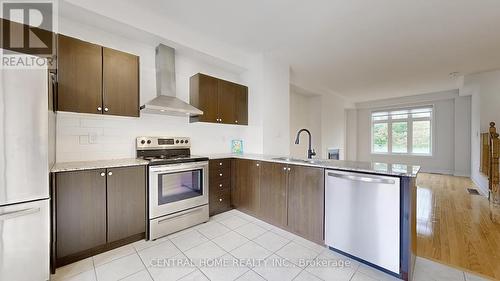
[149,161,208,173]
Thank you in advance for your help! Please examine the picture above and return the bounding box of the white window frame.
[370,106,433,156]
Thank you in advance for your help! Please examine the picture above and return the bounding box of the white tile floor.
[50,209,493,281]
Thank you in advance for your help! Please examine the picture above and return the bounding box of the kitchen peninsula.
[208,154,418,281]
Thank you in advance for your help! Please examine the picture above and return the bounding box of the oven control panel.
[136,136,190,150]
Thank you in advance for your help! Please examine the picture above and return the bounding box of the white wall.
[320,94,351,160]
[348,90,471,175]
[56,14,293,161]
[454,95,472,176]
[260,55,291,156]
[462,70,500,194]
[345,109,358,160]
[289,90,322,158]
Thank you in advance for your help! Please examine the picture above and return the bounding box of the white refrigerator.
[0,56,54,281]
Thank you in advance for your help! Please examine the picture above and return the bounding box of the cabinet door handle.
[219,162,223,166]
[219,184,223,187]
[108,171,113,176]
[256,163,260,167]
[104,107,109,112]
[326,172,396,185]
[97,106,102,111]
[100,172,105,177]
[283,167,287,171]
[219,198,222,202]
[288,168,291,171]
[219,173,223,177]
[235,120,238,123]
[0,208,40,221]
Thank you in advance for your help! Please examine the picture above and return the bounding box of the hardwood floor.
[416,173,500,280]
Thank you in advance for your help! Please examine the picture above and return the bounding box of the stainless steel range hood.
[140,44,203,116]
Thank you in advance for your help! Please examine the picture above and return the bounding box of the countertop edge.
[51,154,420,177]
[51,158,149,173]
[208,154,420,178]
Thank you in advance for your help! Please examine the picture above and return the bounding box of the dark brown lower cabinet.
[232,159,261,215]
[55,169,107,259]
[230,159,325,244]
[209,159,232,216]
[259,162,288,227]
[106,166,146,242]
[53,165,146,268]
[287,165,325,244]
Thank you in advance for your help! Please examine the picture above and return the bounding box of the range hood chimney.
[140,44,203,116]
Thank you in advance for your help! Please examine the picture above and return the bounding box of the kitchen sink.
[272,157,324,165]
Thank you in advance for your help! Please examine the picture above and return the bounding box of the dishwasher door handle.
[327,172,396,185]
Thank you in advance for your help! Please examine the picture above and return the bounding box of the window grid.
[371,107,433,156]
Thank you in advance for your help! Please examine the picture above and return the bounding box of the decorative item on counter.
[231,139,243,154]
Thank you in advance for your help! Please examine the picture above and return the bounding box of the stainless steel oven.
[137,136,210,240]
[149,161,208,218]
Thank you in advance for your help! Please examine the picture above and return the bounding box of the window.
[371,106,432,155]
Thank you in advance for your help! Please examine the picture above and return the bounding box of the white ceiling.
[80,0,500,102]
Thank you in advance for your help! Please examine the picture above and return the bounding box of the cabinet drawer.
[209,188,231,215]
[209,159,232,170]
[210,178,231,195]
[210,168,231,182]
[150,205,209,240]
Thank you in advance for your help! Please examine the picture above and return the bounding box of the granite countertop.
[51,158,149,173]
[51,154,420,177]
[208,153,420,177]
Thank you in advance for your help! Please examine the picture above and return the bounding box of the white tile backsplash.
[56,112,263,162]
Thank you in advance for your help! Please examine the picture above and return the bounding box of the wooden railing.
[481,132,490,175]
[488,122,500,205]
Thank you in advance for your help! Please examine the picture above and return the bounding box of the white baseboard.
[418,168,454,175]
[453,171,471,177]
[471,177,489,196]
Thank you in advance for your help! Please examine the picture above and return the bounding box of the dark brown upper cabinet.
[103,48,140,117]
[57,35,103,114]
[189,74,218,123]
[190,73,248,125]
[57,35,140,117]
[235,85,248,125]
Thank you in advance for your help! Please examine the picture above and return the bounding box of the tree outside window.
[371,107,432,155]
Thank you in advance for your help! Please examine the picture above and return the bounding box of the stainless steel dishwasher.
[325,170,401,275]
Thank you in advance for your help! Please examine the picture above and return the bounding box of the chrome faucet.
[295,128,316,159]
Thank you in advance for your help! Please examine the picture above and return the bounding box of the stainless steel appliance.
[0,61,54,280]
[137,137,209,240]
[140,44,203,116]
[325,170,401,275]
